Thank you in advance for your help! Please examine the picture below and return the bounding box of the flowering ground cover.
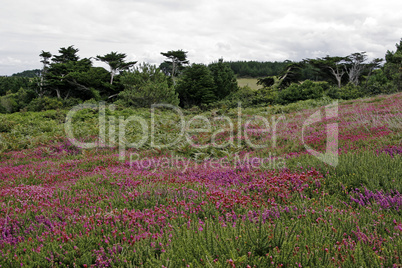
[0,93,401,267]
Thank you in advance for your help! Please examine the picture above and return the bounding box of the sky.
[1,0,401,76]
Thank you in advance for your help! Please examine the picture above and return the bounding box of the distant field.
[237,77,262,90]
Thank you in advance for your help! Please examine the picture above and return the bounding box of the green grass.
[237,78,262,90]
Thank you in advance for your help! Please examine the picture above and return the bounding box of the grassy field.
[0,93,401,267]
[237,78,262,90]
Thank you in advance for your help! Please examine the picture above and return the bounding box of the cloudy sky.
[1,0,401,75]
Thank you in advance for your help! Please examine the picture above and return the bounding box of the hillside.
[0,93,401,267]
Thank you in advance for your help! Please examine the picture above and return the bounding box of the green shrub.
[210,86,259,109]
[325,86,341,99]
[0,103,7,114]
[63,97,83,108]
[364,69,396,96]
[339,83,364,100]
[0,94,18,113]
[26,97,64,112]
[276,80,325,105]
[252,87,276,106]
[0,88,37,113]
[0,116,16,132]
[118,63,179,108]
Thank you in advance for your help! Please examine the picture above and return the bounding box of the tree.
[383,38,402,92]
[0,76,30,96]
[118,63,179,107]
[52,46,79,63]
[208,59,238,100]
[344,52,368,86]
[308,56,347,88]
[257,61,304,90]
[95,52,137,85]
[160,50,189,84]
[46,58,93,100]
[38,50,52,98]
[175,63,216,108]
[362,57,383,93]
[44,46,102,100]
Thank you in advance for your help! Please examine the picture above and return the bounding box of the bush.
[118,63,179,108]
[325,86,341,99]
[364,69,395,96]
[276,80,325,105]
[0,103,7,114]
[210,86,257,109]
[0,94,19,113]
[338,83,364,100]
[0,88,36,113]
[26,97,64,112]
[0,116,16,132]
[63,97,83,108]
[251,87,276,106]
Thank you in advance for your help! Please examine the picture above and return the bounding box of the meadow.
[0,92,401,267]
[236,78,262,90]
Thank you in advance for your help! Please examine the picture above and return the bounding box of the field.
[236,78,262,90]
[0,93,401,267]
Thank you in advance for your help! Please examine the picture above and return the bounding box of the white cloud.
[0,0,401,75]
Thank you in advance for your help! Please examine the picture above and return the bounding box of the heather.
[0,93,401,267]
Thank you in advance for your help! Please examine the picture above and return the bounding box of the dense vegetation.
[1,38,401,114]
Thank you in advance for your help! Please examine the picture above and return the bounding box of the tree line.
[0,38,401,113]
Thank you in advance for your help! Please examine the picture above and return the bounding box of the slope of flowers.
[0,93,401,267]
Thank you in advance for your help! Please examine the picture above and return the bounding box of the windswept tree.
[257,61,304,90]
[52,46,79,63]
[45,46,83,99]
[308,53,382,87]
[37,50,52,97]
[40,51,52,72]
[308,56,347,88]
[45,46,108,100]
[344,52,369,86]
[160,50,189,84]
[95,52,137,85]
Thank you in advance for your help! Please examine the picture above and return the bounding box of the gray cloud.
[1,0,401,75]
